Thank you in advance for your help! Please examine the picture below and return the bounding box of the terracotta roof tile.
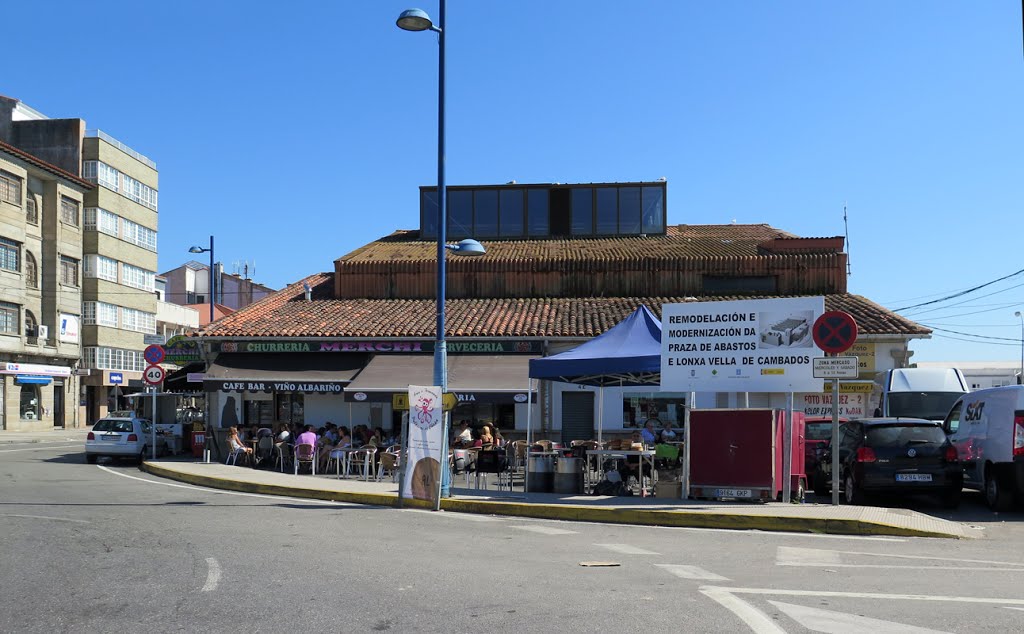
[335,224,842,264]
[0,139,94,189]
[203,272,927,339]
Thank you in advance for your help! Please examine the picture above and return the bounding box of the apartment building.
[0,96,160,424]
[161,260,274,314]
[0,141,91,430]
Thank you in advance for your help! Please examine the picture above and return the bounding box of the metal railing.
[84,129,157,169]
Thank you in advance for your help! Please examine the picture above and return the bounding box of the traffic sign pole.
[812,311,858,507]
[151,385,158,461]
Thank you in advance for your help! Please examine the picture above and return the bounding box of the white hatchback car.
[85,415,166,464]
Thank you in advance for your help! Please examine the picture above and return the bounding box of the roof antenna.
[843,201,852,276]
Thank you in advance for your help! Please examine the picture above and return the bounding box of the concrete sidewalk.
[141,457,978,539]
[0,428,89,444]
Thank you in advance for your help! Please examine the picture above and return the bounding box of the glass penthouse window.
[419,182,666,240]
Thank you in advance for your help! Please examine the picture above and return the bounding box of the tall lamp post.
[398,3,486,510]
[1015,311,1024,385]
[188,236,215,325]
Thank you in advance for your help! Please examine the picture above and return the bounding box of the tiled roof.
[203,272,928,339]
[336,224,841,264]
[0,139,94,189]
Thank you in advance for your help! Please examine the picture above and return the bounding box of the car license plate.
[102,435,120,441]
[714,488,753,498]
[895,473,932,482]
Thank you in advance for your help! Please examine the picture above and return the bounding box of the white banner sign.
[3,362,72,377]
[59,314,80,343]
[795,390,869,418]
[661,297,825,392]
[402,385,444,503]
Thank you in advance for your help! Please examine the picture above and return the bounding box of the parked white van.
[942,385,1024,511]
[873,367,969,422]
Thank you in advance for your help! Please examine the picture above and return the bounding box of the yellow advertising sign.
[392,392,459,411]
[823,381,875,394]
[849,342,875,374]
[761,368,785,375]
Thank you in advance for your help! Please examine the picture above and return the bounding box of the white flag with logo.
[403,385,444,502]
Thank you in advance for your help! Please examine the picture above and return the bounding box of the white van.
[942,385,1024,511]
[873,367,969,422]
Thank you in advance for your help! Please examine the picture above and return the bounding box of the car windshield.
[887,392,962,421]
[806,422,833,440]
[866,424,946,448]
[94,420,133,433]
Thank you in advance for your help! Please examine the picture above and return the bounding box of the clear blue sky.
[6,2,1023,364]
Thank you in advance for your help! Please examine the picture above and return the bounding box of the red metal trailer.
[688,408,806,501]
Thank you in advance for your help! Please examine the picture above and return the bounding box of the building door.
[560,391,594,444]
[53,382,64,427]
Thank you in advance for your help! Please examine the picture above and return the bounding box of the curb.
[141,463,963,539]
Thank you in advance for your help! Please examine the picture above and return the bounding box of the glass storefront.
[622,392,687,428]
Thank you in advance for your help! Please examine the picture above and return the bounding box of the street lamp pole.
[1015,311,1023,385]
[189,236,215,325]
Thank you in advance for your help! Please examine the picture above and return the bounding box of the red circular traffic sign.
[812,311,858,354]
[143,365,165,385]
[144,344,165,365]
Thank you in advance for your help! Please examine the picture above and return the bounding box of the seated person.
[296,425,317,448]
[227,426,253,462]
[454,420,473,447]
[473,425,495,449]
[640,420,659,446]
[659,420,677,443]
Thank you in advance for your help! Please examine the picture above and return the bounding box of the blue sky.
[5,2,1023,364]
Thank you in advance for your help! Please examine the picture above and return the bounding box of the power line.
[918,324,1022,343]
[927,332,1020,348]
[902,282,1024,317]
[894,268,1024,312]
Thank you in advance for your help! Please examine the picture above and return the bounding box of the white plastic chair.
[293,443,316,475]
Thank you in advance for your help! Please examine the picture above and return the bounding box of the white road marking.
[1003,607,1024,611]
[0,514,90,524]
[700,585,786,634]
[701,586,1024,634]
[768,600,951,634]
[202,557,221,592]
[656,564,729,581]
[0,444,81,453]
[776,547,841,566]
[778,563,1024,572]
[824,549,1024,568]
[399,509,502,522]
[595,543,660,555]
[96,466,358,506]
[511,525,577,535]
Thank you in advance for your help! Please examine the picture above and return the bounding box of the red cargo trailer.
[688,408,806,502]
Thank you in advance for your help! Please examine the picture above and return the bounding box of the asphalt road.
[2,441,1024,633]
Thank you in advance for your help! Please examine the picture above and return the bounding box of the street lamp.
[1015,311,1024,385]
[398,3,486,509]
[188,236,215,325]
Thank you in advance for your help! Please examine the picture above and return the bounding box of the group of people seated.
[226,421,398,471]
[638,417,679,446]
[451,420,504,449]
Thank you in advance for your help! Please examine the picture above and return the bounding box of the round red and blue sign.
[812,311,858,354]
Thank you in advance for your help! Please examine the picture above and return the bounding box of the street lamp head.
[1016,311,1022,318]
[188,246,207,254]
[397,8,437,32]
[447,239,486,257]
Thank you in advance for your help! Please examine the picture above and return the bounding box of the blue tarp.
[528,305,662,387]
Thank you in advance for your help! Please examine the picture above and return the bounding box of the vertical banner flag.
[402,385,444,502]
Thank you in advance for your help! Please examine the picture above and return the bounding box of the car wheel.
[844,472,864,505]
[985,467,1012,512]
[136,447,147,466]
[941,486,962,509]
[86,454,98,464]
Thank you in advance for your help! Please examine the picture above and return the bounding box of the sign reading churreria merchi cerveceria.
[215,340,543,354]
[660,297,825,392]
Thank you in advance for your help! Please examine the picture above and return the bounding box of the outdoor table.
[585,449,656,495]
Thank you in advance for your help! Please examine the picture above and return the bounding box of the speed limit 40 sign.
[143,364,165,385]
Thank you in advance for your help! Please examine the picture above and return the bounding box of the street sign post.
[143,365,165,385]
[812,356,859,379]
[812,311,858,507]
[392,392,458,411]
[144,344,166,366]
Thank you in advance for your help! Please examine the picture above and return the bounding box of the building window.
[275,393,304,425]
[0,237,19,272]
[60,196,80,226]
[121,263,155,292]
[25,252,38,288]
[0,170,22,205]
[0,301,19,334]
[120,307,156,334]
[26,197,38,224]
[122,218,157,251]
[83,301,118,327]
[60,256,80,287]
[83,346,144,371]
[702,275,778,294]
[571,187,594,235]
[24,310,37,337]
[20,385,40,420]
[527,189,549,237]
[498,189,524,237]
[84,255,119,282]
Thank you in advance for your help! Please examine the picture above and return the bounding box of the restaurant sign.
[214,340,543,354]
[163,335,202,365]
[346,390,535,404]
[205,380,345,394]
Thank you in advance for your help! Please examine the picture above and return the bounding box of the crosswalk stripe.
[511,525,577,535]
[595,543,660,555]
[655,564,729,581]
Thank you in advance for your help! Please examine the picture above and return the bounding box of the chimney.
[303,283,312,301]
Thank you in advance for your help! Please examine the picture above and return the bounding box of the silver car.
[85,416,166,464]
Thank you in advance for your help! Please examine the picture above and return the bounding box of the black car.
[815,417,963,508]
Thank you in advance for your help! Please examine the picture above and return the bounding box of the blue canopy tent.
[528,305,662,444]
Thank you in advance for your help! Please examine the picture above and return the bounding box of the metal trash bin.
[553,455,584,494]
[526,454,554,493]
